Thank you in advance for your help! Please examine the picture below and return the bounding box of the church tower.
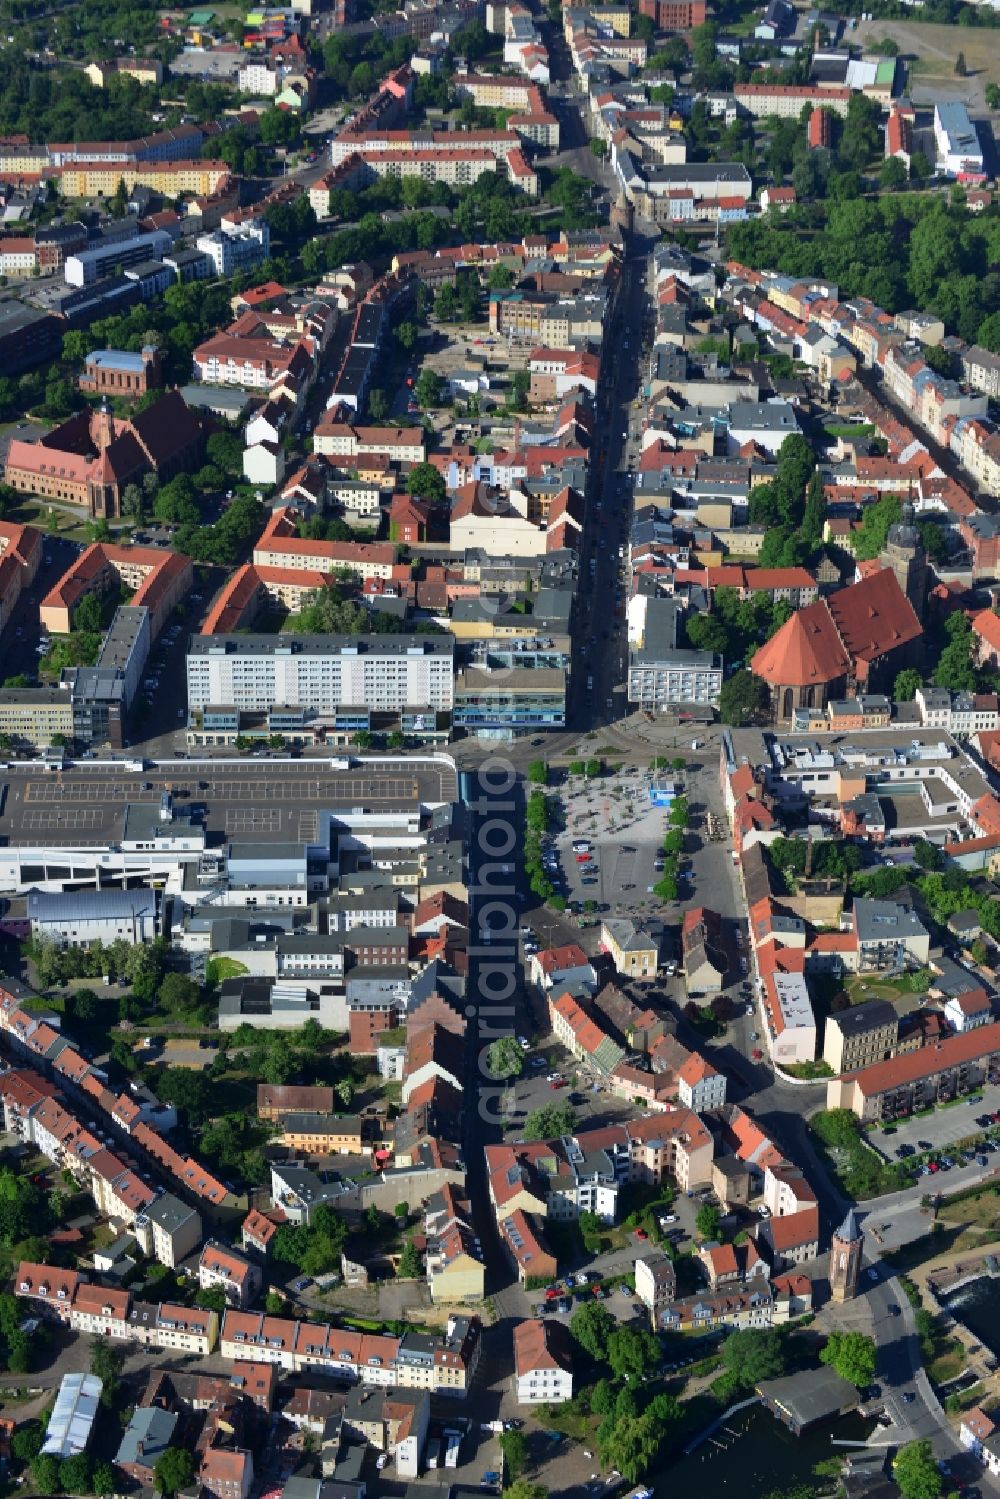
[879,501,927,616]
[829,1207,864,1303]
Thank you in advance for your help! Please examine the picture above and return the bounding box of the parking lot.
[507,1038,645,1132]
[867,1080,1000,1165]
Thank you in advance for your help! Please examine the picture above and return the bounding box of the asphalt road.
[566,238,653,734]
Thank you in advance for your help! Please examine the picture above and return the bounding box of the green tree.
[59,1454,91,1494]
[154,1448,196,1496]
[73,591,104,634]
[90,1335,124,1407]
[595,1412,662,1483]
[397,1237,422,1279]
[499,1430,529,1478]
[488,264,515,290]
[570,1300,615,1361]
[685,612,729,654]
[523,1101,576,1140]
[987,83,1000,110]
[487,1036,524,1079]
[31,1454,61,1496]
[606,1326,660,1383]
[893,1440,942,1499]
[505,1483,547,1499]
[719,670,770,727]
[92,1463,117,1497]
[696,1202,721,1239]
[914,839,943,871]
[527,759,548,785]
[265,1290,286,1314]
[721,1327,787,1388]
[894,668,923,702]
[851,493,902,560]
[934,611,976,692]
[12,1422,44,1464]
[955,50,967,76]
[819,1330,877,1387]
[407,461,447,505]
[880,156,907,191]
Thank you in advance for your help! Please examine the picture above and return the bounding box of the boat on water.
[629,1487,654,1499]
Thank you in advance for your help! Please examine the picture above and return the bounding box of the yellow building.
[590,5,631,34]
[58,159,230,199]
[277,1113,373,1155]
[0,689,74,748]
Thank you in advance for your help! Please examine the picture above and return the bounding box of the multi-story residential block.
[64,229,173,287]
[185,634,455,717]
[963,345,1000,400]
[547,991,626,1076]
[601,918,663,977]
[197,223,270,277]
[634,1253,677,1325]
[852,899,930,972]
[133,1193,204,1268]
[628,646,722,712]
[822,999,899,1075]
[827,1021,1000,1119]
[935,101,985,179]
[735,85,850,118]
[218,1309,481,1395]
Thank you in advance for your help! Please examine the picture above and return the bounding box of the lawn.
[206,956,250,982]
[844,971,931,1006]
[937,1182,1000,1235]
[8,496,108,543]
[822,423,876,440]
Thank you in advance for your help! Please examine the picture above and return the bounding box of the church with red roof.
[751,567,922,724]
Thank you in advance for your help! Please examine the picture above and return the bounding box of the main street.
[566,232,653,733]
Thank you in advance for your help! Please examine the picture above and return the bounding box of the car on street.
[867,1267,879,1281]
[292,1277,312,1292]
[634,1227,648,1239]
[903,1392,915,1405]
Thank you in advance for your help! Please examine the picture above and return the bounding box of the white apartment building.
[627,648,722,712]
[935,102,985,178]
[513,1319,573,1405]
[238,61,281,95]
[186,634,455,715]
[197,223,270,278]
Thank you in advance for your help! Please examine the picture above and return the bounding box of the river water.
[655,1404,877,1498]
[941,1275,1000,1357]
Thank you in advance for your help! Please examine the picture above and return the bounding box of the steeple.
[834,1207,862,1243]
[829,1206,864,1303]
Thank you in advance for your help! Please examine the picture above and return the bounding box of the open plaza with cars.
[536,764,692,916]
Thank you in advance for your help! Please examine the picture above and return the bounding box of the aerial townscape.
[10,4,1000,1499]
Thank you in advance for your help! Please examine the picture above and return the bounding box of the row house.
[218,1309,481,1395]
[16,1263,218,1354]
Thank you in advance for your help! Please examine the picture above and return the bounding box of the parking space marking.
[22,775,420,807]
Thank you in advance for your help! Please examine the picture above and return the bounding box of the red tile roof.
[845,1022,1000,1097]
